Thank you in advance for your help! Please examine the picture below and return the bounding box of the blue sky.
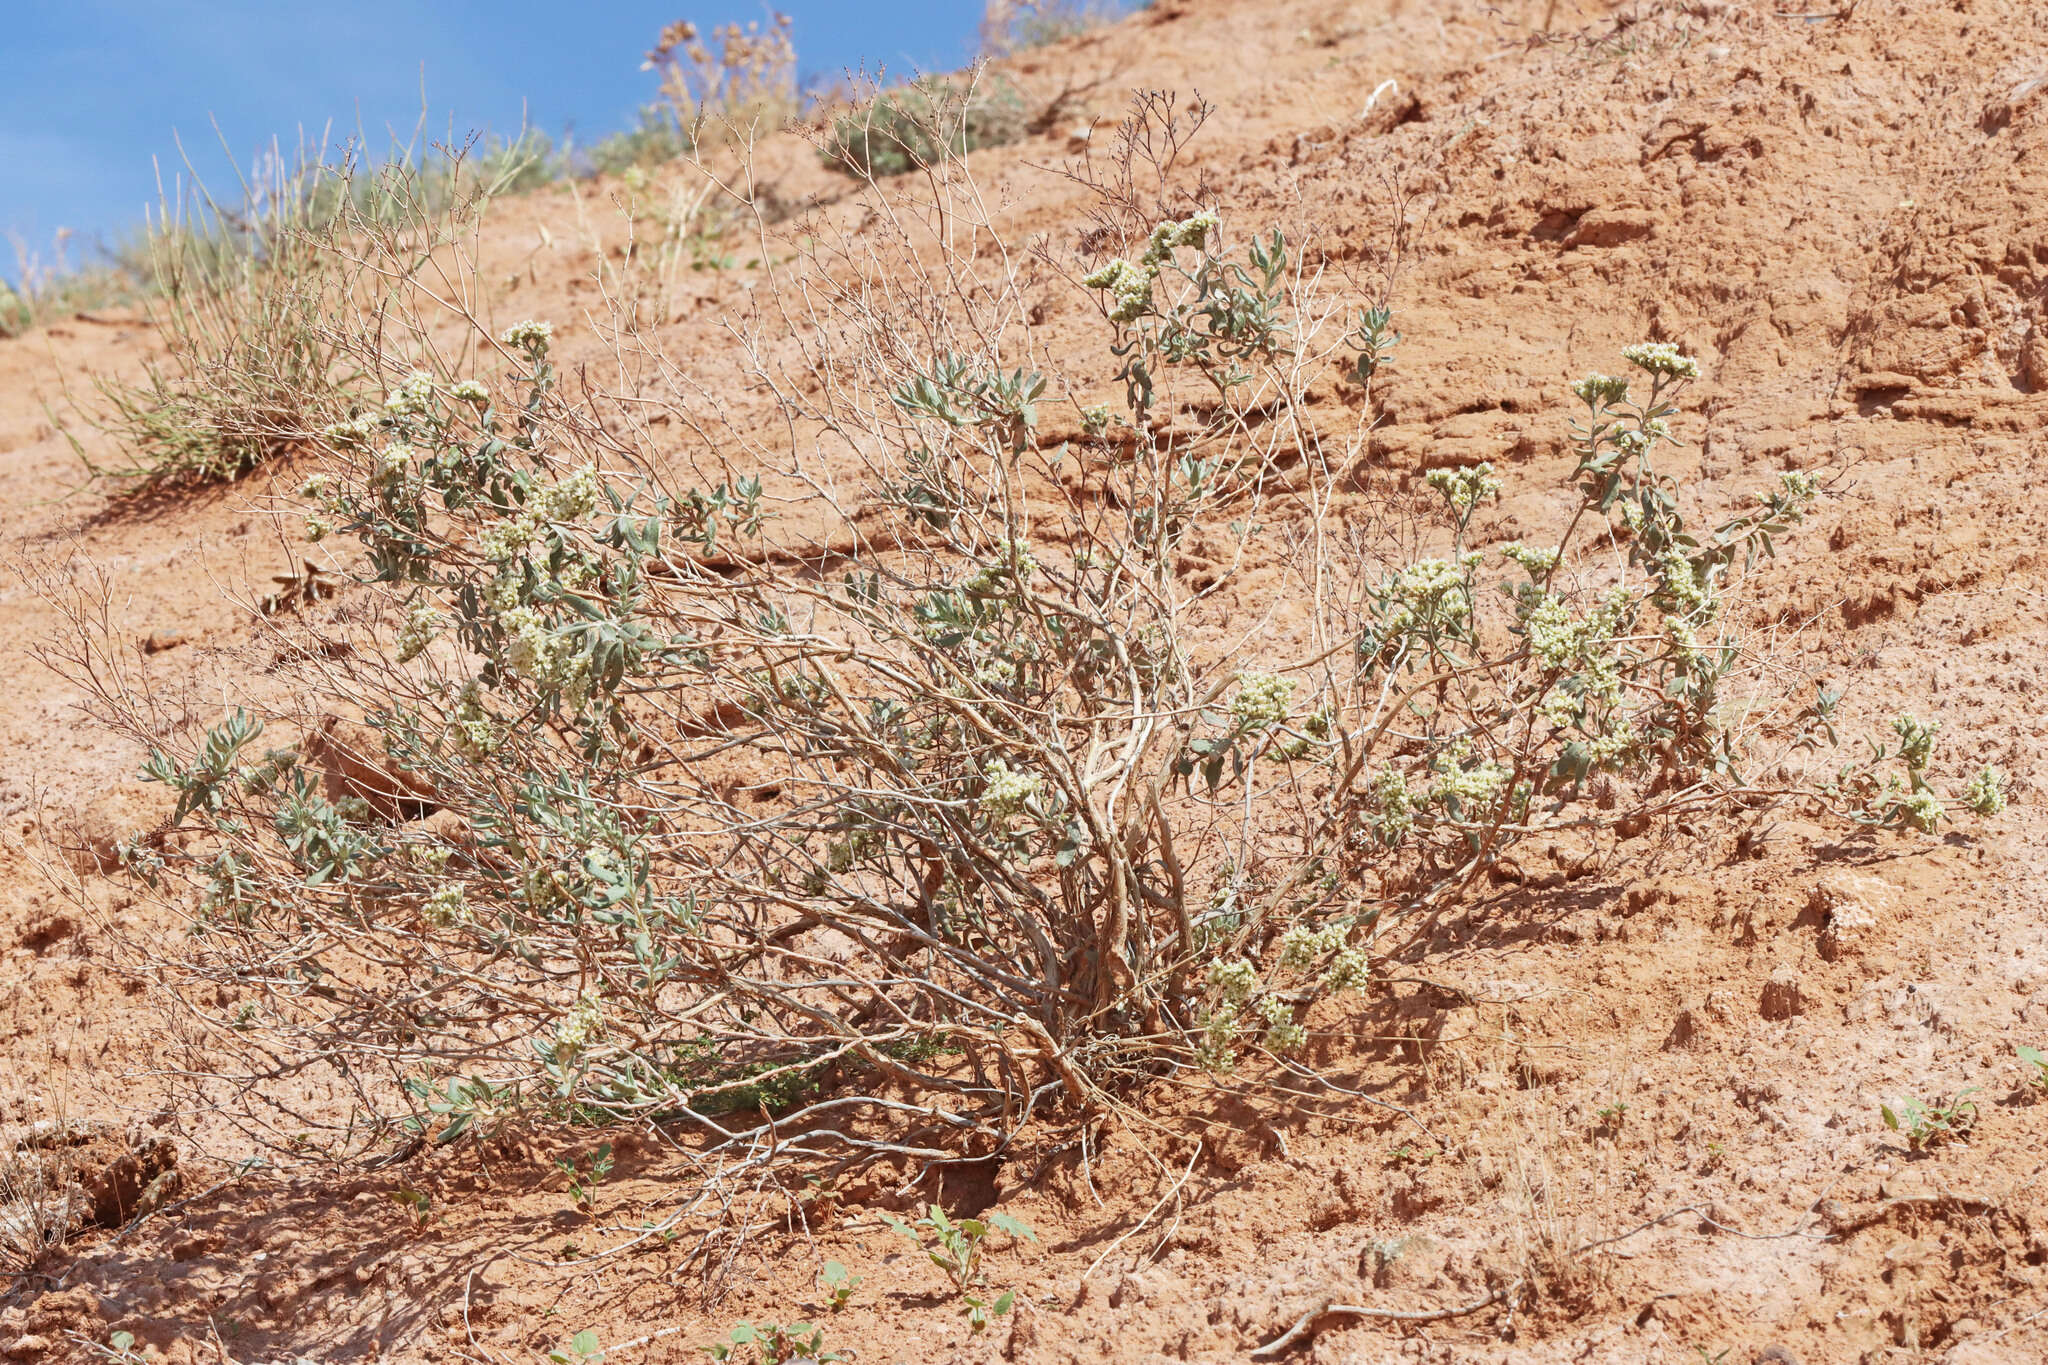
[1,1,997,282]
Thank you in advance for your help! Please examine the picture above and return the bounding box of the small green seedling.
[1881,1090,1979,1151]
[1594,1101,1628,1131]
[556,1143,614,1214]
[94,1332,147,1364]
[960,1290,1015,1334]
[387,1185,433,1230]
[2018,1045,2048,1097]
[704,1322,845,1365]
[548,1330,605,1365]
[880,1203,1037,1331]
[820,1258,860,1310]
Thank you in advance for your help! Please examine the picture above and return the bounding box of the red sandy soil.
[5,1,2048,1361]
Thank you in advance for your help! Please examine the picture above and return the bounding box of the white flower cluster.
[478,511,543,562]
[1278,921,1368,993]
[1231,671,1295,731]
[396,599,445,663]
[1525,586,1633,682]
[1779,470,1817,501]
[1369,769,1416,840]
[321,414,379,448]
[501,605,593,706]
[1657,548,1712,615]
[1280,921,1347,969]
[1081,404,1113,436]
[1195,1005,1241,1074]
[1324,945,1370,992]
[423,884,468,926]
[1381,557,1477,636]
[500,606,549,676]
[384,371,437,417]
[553,991,605,1057]
[981,759,1043,817]
[377,441,417,483]
[303,515,332,543]
[1572,373,1630,406]
[1425,462,1501,513]
[1621,341,1700,379]
[1258,996,1306,1054]
[1207,957,1258,1005]
[447,378,490,406]
[484,574,525,613]
[501,319,554,351]
[1965,765,2007,817]
[410,843,453,873]
[1661,612,1704,664]
[541,465,602,522]
[1897,790,1944,833]
[1195,958,1261,1067]
[1891,713,1939,770]
[1585,720,1636,766]
[451,684,502,758]
[1614,419,1670,457]
[1082,257,1159,325]
[1080,211,1218,326]
[974,658,1019,689]
[1500,541,1561,577]
[1430,747,1509,811]
[559,555,599,591]
[522,860,569,913]
[1525,596,1583,671]
[1141,210,1218,261]
[962,539,1038,596]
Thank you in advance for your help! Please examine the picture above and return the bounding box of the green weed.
[1881,1090,1979,1151]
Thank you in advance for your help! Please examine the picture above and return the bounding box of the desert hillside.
[4,2,2048,1363]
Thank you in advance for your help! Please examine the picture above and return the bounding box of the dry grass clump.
[1,231,151,338]
[0,1144,77,1281]
[75,135,542,496]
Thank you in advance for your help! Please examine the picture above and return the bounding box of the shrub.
[642,14,797,154]
[58,96,1994,1209]
[821,74,1028,178]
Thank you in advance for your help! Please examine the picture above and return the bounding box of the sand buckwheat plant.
[47,93,1997,1223]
